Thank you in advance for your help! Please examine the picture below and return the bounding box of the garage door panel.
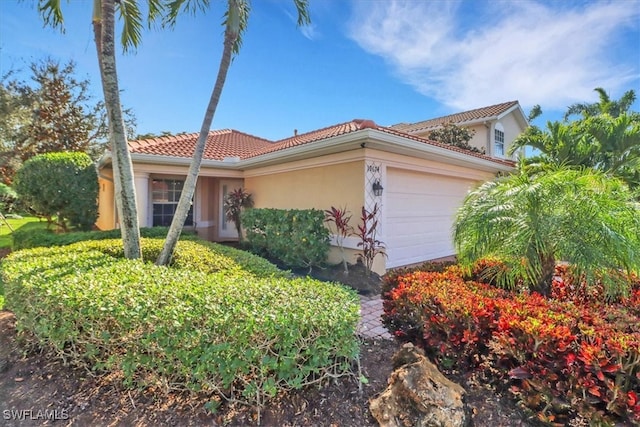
[386,168,476,268]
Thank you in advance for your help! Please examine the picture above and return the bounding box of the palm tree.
[583,113,640,175]
[37,0,164,259]
[508,120,597,169]
[454,167,640,297]
[564,87,636,120]
[510,95,640,190]
[155,0,310,265]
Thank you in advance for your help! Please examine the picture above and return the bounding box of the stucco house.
[97,101,527,274]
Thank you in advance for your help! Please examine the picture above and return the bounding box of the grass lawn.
[0,215,47,248]
[0,215,47,309]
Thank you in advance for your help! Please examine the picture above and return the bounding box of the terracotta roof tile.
[391,101,520,133]
[128,130,273,160]
[126,117,514,168]
[248,119,373,157]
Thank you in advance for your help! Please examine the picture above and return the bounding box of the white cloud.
[348,0,640,111]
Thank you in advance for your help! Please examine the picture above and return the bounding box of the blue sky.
[1,0,639,141]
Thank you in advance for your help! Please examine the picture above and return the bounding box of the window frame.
[151,178,194,227]
[494,124,505,157]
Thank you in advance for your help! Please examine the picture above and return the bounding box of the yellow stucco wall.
[245,160,365,213]
[96,169,115,230]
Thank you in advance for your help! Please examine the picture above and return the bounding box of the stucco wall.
[466,123,489,153]
[245,160,365,213]
[498,113,524,159]
[96,169,115,230]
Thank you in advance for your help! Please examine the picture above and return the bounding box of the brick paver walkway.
[357,294,393,340]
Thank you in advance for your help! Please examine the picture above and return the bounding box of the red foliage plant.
[382,262,640,425]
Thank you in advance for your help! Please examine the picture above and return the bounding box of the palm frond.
[38,0,65,29]
[115,0,143,52]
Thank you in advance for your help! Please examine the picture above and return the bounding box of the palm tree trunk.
[95,0,142,259]
[533,253,555,296]
[156,1,239,266]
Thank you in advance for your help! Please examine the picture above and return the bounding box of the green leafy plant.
[454,167,640,297]
[11,226,195,251]
[428,122,483,154]
[223,187,253,240]
[354,203,386,275]
[324,206,353,273]
[13,152,98,231]
[2,238,359,416]
[242,208,330,271]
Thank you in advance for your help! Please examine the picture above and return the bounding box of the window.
[152,179,193,227]
[494,125,505,157]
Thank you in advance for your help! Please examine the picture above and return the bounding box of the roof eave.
[129,153,242,168]
[365,129,515,173]
[240,132,368,168]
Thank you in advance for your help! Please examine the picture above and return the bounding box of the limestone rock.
[370,343,470,427]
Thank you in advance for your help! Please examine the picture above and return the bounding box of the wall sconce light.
[372,180,384,197]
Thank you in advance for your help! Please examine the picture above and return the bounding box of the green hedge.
[14,152,98,230]
[11,226,193,250]
[242,208,330,269]
[2,238,359,411]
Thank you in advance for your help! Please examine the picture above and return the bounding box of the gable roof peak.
[390,100,522,134]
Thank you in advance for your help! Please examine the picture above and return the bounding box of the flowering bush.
[383,263,640,425]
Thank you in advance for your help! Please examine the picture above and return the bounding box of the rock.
[370,343,470,427]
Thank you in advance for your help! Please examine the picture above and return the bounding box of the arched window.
[494,123,505,157]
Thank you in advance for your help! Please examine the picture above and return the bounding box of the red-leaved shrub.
[382,263,640,425]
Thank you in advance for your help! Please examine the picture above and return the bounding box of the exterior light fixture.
[372,180,384,197]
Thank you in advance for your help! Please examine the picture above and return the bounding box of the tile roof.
[375,125,515,167]
[391,100,520,134]
[128,129,272,160]
[250,119,376,157]
[126,117,513,167]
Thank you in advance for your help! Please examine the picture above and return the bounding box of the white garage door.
[385,168,477,268]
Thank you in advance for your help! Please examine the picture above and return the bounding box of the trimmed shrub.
[242,208,330,270]
[14,152,98,230]
[382,265,640,425]
[2,239,359,413]
[11,226,186,250]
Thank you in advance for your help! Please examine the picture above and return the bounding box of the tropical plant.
[582,113,640,178]
[223,187,253,240]
[354,203,386,275]
[564,87,636,120]
[453,167,640,297]
[509,90,640,190]
[509,120,597,169]
[157,0,311,265]
[324,206,353,273]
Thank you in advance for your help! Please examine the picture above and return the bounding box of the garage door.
[385,168,477,268]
